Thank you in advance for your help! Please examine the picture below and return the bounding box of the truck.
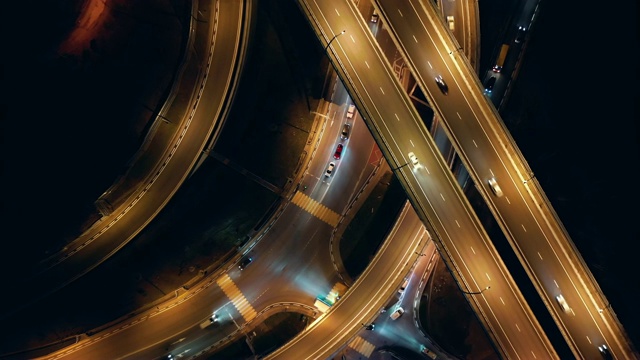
[314,282,348,313]
[314,297,332,313]
[492,44,509,72]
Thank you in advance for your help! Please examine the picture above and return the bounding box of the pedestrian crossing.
[216,274,257,322]
[291,191,341,227]
[349,336,375,357]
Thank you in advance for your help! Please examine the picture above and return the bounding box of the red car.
[334,144,344,160]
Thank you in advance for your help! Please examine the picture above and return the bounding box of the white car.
[556,294,571,314]
[408,152,419,168]
[488,177,503,197]
[446,15,455,31]
[389,307,404,320]
[346,104,356,119]
[325,162,336,177]
[398,277,409,294]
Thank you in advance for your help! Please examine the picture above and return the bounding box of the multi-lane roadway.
[294,0,559,358]
[1,0,248,321]
[372,0,635,358]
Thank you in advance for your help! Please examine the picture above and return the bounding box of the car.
[365,323,375,330]
[515,26,526,43]
[239,256,253,270]
[341,123,351,140]
[389,307,404,320]
[434,75,448,94]
[556,294,571,314]
[487,177,503,197]
[484,76,496,93]
[333,144,344,160]
[325,162,336,177]
[370,10,379,23]
[421,345,438,359]
[398,277,409,294]
[408,152,419,168]
[346,104,356,119]
[598,344,613,359]
[446,15,455,31]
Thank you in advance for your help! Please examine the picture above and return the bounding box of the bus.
[492,44,509,72]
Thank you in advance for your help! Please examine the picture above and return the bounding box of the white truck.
[314,297,331,313]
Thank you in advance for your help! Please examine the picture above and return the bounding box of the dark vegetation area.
[2,0,188,273]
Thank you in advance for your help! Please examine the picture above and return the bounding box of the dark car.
[598,344,613,359]
[484,76,496,93]
[365,323,375,330]
[333,144,344,160]
[434,75,448,94]
[239,256,253,270]
[340,123,351,140]
[515,26,527,43]
[370,11,379,23]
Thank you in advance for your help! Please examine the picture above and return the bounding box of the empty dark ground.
[498,0,639,346]
[2,0,188,273]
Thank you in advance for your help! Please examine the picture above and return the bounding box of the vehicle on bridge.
[488,177,503,197]
[446,16,454,31]
[434,75,448,94]
[556,294,571,314]
[515,26,527,44]
[492,44,509,72]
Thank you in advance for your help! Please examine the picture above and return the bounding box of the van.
[389,307,404,320]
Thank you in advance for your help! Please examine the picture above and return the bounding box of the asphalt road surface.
[1,0,246,321]
[374,0,635,358]
[292,0,558,358]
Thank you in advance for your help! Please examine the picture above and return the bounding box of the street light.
[462,286,490,295]
[393,162,410,171]
[523,173,536,184]
[324,30,346,53]
[598,302,612,313]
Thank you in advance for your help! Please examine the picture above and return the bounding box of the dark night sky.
[498,0,639,345]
